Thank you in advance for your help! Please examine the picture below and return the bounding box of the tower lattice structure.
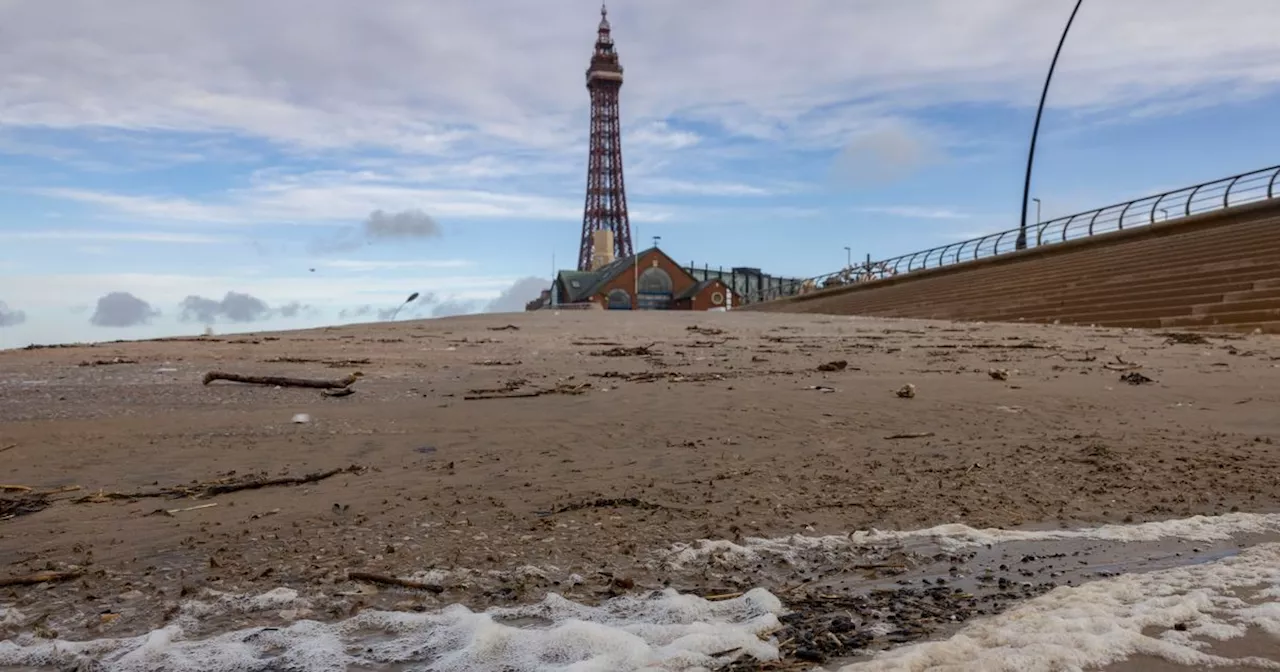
[577,4,634,271]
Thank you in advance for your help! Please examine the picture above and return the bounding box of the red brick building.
[537,247,734,311]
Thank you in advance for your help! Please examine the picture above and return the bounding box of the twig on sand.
[0,570,83,588]
[321,387,356,398]
[202,370,361,389]
[883,432,935,440]
[0,485,33,492]
[0,444,16,453]
[75,465,365,503]
[348,571,445,593]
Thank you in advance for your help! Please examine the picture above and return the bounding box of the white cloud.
[1,271,518,308]
[315,259,474,272]
[631,178,776,197]
[857,206,973,220]
[2,1,1279,155]
[37,175,675,226]
[0,229,234,244]
[627,121,700,149]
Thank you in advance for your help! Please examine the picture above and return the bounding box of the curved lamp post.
[1016,0,1085,251]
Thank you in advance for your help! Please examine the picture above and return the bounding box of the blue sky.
[3,0,1280,348]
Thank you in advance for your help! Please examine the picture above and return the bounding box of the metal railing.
[740,164,1280,305]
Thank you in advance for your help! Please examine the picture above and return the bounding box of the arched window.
[637,267,673,294]
[607,288,631,309]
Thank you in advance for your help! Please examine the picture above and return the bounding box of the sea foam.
[838,542,1280,671]
[0,588,783,672]
[5,513,1280,671]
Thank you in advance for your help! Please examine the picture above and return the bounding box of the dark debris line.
[723,581,1056,669]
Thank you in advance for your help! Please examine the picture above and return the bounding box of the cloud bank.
[90,292,160,327]
[0,301,27,328]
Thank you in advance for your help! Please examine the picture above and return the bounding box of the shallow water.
[2,513,1278,671]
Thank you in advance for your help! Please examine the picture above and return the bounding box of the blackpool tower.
[577,4,634,272]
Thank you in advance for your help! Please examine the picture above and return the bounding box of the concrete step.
[871,219,1280,296]
[967,280,1280,323]
[861,262,1280,319]
[839,249,1280,316]
[1198,321,1280,334]
[846,226,1280,310]
[1162,307,1280,329]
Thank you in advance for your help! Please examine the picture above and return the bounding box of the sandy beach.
[2,311,1279,669]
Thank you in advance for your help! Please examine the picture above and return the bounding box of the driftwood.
[883,432,935,440]
[76,466,365,503]
[348,571,445,593]
[202,371,361,389]
[0,570,83,588]
[321,387,356,398]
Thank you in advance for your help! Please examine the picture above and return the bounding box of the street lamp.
[844,246,852,268]
[1017,0,1085,251]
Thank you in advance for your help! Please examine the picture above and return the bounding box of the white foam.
[850,512,1280,551]
[0,588,784,672]
[660,512,1280,569]
[839,542,1280,671]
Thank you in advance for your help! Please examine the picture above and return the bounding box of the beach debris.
[538,497,672,517]
[1160,332,1210,345]
[348,571,445,594]
[594,370,727,384]
[816,360,848,372]
[0,570,83,588]
[884,432,935,440]
[592,343,657,357]
[1119,371,1154,385]
[74,465,365,503]
[487,324,520,331]
[291,413,312,423]
[464,381,591,400]
[202,370,362,389]
[988,368,1009,381]
[807,385,836,393]
[0,443,14,453]
[78,357,138,367]
[321,388,356,398]
[1102,354,1143,371]
[686,325,725,336]
[155,503,219,516]
[895,383,916,398]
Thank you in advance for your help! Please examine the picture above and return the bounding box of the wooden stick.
[0,485,33,492]
[348,571,445,593]
[166,503,218,514]
[202,371,360,389]
[703,591,744,601]
[203,466,363,496]
[883,432,935,440]
[0,570,83,588]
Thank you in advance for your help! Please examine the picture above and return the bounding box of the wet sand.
[2,311,1279,667]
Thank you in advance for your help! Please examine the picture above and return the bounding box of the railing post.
[1060,214,1080,241]
[1089,208,1103,236]
[1223,175,1243,209]
[1185,185,1201,217]
[1270,167,1280,199]
[1150,194,1165,224]
[1116,202,1132,231]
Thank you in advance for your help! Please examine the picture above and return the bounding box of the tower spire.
[578,3,633,271]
